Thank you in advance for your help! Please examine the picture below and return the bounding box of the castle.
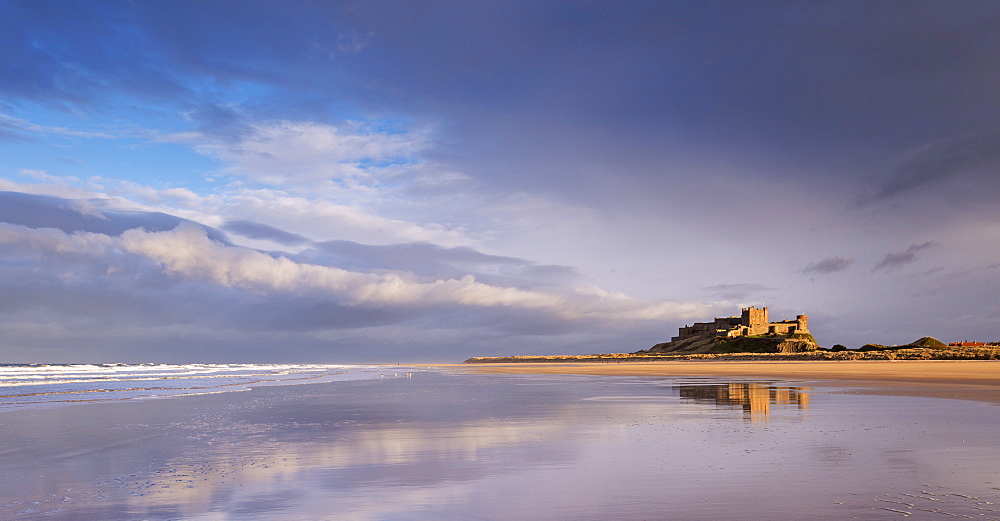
[671,307,809,342]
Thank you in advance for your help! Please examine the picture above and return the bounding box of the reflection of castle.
[671,307,809,342]
[677,383,810,415]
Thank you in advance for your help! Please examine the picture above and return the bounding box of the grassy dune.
[465,345,1000,363]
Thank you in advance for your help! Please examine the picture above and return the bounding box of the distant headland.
[465,306,1000,363]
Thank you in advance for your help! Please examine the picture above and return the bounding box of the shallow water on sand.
[1,369,998,520]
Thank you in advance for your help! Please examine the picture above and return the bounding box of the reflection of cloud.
[803,256,854,275]
[130,419,570,517]
[872,242,938,273]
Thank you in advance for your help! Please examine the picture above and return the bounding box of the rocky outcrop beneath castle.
[643,333,819,355]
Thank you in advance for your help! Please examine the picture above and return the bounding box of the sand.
[456,360,1000,404]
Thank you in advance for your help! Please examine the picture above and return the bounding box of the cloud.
[301,240,579,288]
[219,188,470,246]
[0,191,230,243]
[803,256,854,275]
[702,284,775,301]
[118,223,702,322]
[872,242,938,273]
[1,211,711,336]
[0,182,470,249]
[857,131,1000,205]
[0,112,119,139]
[177,120,426,187]
[222,220,310,247]
[0,222,114,257]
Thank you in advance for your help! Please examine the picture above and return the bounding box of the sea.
[0,363,393,410]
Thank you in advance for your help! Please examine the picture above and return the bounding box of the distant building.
[671,307,809,342]
[949,341,986,347]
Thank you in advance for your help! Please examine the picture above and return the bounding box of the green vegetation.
[790,333,817,343]
[466,344,1000,364]
[859,337,948,352]
[910,336,946,347]
[645,333,818,355]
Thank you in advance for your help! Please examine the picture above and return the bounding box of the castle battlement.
[671,307,809,342]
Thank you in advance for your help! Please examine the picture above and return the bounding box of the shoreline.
[444,360,1000,404]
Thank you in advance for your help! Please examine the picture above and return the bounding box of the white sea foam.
[0,363,394,409]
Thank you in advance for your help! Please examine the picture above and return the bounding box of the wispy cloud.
[703,283,775,301]
[872,242,938,273]
[0,112,120,139]
[170,120,427,188]
[857,131,1000,206]
[803,256,854,275]
[222,220,310,247]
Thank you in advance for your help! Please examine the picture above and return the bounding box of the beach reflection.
[3,372,1000,521]
[676,382,810,417]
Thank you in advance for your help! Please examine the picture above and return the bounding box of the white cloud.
[64,199,109,221]
[0,176,472,249]
[178,120,426,187]
[0,221,711,324]
[0,223,113,256]
[117,223,579,314]
[19,168,80,183]
[219,188,469,246]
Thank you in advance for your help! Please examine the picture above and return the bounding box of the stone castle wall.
[673,307,808,342]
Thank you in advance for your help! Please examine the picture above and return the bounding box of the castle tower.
[796,315,809,333]
[741,306,768,326]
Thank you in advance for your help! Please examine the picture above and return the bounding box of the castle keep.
[672,307,809,342]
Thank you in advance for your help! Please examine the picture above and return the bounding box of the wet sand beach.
[3,365,1000,520]
[461,360,1000,404]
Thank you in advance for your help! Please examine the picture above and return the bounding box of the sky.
[2,0,999,363]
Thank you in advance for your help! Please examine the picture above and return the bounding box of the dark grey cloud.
[857,131,1000,205]
[803,256,855,275]
[223,219,309,247]
[331,1,1000,212]
[872,242,938,273]
[8,1,1000,211]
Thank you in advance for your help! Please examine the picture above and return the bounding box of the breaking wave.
[0,363,393,409]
